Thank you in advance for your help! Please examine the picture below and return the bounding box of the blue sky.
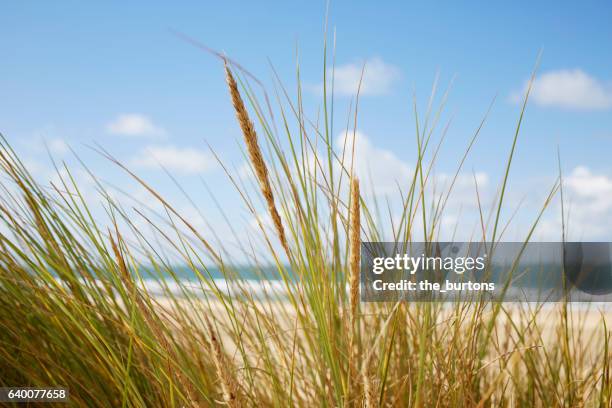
[1,1,612,244]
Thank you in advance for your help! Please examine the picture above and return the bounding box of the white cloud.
[566,166,612,213]
[436,171,489,192]
[538,166,612,240]
[48,138,69,155]
[305,129,488,205]
[107,114,166,137]
[335,130,412,194]
[566,166,612,197]
[237,162,254,181]
[22,125,70,157]
[316,57,401,96]
[512,69,612,110]
[131,145,216,174]
[20,158,45,175]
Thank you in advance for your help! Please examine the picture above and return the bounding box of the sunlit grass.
[0,49,610,407]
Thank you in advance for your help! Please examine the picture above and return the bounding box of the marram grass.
[0,55,610,408]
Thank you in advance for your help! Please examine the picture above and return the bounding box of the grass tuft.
[0,49,609,407]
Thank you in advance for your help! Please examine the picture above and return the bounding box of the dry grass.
[0,51,610,408]
[225,63,289,257]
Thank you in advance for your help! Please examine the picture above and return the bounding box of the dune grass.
[0,53,610,407]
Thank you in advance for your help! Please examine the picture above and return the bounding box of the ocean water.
[138,265,290,299]
[131,266,612,310]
